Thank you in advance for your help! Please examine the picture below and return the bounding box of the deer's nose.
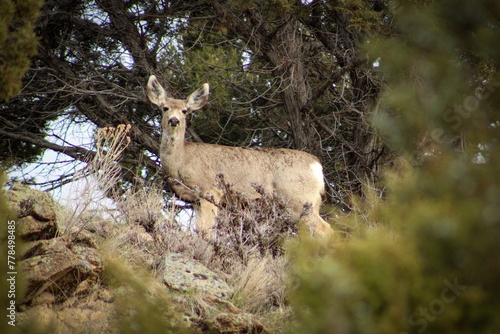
[168,118,180,127]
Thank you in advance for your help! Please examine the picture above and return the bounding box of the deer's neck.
[161,128,186,177]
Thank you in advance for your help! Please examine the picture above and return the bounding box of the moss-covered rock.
[157,252,233,299]
[6,184,58,241]
[21,232,103,306]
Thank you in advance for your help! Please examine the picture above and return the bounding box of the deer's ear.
[147,75,166,107]
[186,83,209,111]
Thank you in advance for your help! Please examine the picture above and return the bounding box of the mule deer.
[147,75,333,238]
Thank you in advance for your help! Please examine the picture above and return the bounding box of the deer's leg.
[194,199,218,236]
[311,214,333,239]
[299,212,333,240]
[290,199,333,240]
[311,198,333,239]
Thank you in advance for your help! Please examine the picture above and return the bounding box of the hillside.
[2,183,289,333]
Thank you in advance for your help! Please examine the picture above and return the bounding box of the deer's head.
[147,75,209,137]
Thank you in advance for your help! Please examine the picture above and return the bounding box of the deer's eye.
[163,106,169,112]
[182,109,187,114]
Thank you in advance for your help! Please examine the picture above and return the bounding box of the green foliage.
[0,0,45,168]
[333,0,384,33]
[290,231,423,333]
[228,0,294,16]
[181,32,250,144]
[0,0,42,101]
[290,0,500,333]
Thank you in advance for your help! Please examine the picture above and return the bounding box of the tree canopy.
[1,0,392,207]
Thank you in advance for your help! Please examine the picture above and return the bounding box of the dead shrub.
[210,174,298,268]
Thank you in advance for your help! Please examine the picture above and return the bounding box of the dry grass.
[58,124,132,234]
[117,185,172,233]
[232,255,288,313]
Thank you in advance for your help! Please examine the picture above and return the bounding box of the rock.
[6,184,58,240]
[18,215,58,241]
[7,183,56,221]
[21,232,104,305]
[157,253,233,299]
[157,254,268,332]
[31,292,56,307]
[18,289,114,334]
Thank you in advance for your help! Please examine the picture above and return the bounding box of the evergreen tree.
[0,0,42,101]
[0,0,43,167]
[291,0,500,332]
[1,0,391,207]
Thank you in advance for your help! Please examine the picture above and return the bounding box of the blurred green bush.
[290,1,500,333]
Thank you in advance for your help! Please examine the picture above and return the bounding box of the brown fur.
[147,75,332,238]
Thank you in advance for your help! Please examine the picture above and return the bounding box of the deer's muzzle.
[168,118,180,127]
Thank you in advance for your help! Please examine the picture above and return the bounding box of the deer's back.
[171,142,324,201]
